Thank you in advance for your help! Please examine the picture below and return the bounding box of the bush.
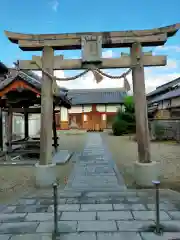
[154,122,165,140]
[126,122,136,133]
[112,119,128,136]
[112,95,136,136]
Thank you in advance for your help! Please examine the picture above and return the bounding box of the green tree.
[112,95,136,135]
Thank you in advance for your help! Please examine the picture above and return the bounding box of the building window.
[102,114,106,121]
[83,114,87,121]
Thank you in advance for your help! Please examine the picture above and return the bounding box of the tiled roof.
[149,87,180,104]
[0,69,71,108]
[147,77,180,98]
[0,61,8,73]
[0,70,42,91]
[67,88,127,105]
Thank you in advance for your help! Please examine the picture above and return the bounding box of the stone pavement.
[1,133,180,239]
[65,133,126,192]
[1,189,180,239]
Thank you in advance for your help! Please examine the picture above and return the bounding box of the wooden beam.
[3,108,60,113]
[18,55,167,71]
[17,34,168,50]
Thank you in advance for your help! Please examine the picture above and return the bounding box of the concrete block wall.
[150,120,180,141]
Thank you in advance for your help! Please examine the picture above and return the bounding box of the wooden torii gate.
[4,23,180,186]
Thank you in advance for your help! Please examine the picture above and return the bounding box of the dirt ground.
[0,131,86,203]
[103,132,180,191]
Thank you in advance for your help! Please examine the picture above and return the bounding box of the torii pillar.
[35,46,57,187]
[131,42,158,186]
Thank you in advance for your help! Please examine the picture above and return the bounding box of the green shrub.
[126,122,136,133]
[112,95,136,136]
[112,119,128,136]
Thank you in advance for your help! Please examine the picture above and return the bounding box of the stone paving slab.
[0,213,26,223]
[97,232,142,240]
[168,211,180,220]
[36,221,77,233]
[65,133,126,192]
[0,222,39,234]
[141,232,180,240]
[48,204,80,212]
[117,220,155,231]
[52,150,72,165]
[113,203,146,210]
[132,211,171,220]
[11,234,52,240]
[77,220,117,232]
[0,235,11,240]
[97,211,133,220]
[25,213,54,221]
[57,233,96,240]
[60,211,96,221]
[80,204,113,211]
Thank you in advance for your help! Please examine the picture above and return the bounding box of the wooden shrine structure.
[0,68,71,156]
[4,24,180,185]
[0,62,9,151]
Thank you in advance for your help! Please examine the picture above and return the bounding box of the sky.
[0,0,180,93]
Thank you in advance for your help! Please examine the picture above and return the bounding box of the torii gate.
[4,23,180,187]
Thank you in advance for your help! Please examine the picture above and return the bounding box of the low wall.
[150,119,180,141]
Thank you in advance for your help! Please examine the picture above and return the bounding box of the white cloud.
[102,50,116,58]
[166,59,178,69]
[155,45,180,53]
[49,0,59,11]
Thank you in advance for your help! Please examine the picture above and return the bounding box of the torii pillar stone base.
[131,42,160,186]
[134,161,160,187]
[35,163,57,188]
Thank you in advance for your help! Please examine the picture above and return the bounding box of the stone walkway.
[0,133,180,239]
[65,133,126,192]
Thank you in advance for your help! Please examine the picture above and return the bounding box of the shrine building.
[59,88,127,130]
[147,76,180,119]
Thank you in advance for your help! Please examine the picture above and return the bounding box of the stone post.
[131,42,158,186]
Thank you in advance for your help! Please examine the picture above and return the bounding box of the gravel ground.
[103,132,180,190]
[0,131,86,203]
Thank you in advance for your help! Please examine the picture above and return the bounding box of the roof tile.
[68,88,126,105]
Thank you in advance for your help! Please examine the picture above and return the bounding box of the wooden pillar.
[24,109,29,138]
[0,108,3,151]
[53,104,58,151]
[131,42,151,163]
[7,106,13,153]
[40,46,54,165]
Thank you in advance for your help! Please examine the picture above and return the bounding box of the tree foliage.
[112,95,136,136]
